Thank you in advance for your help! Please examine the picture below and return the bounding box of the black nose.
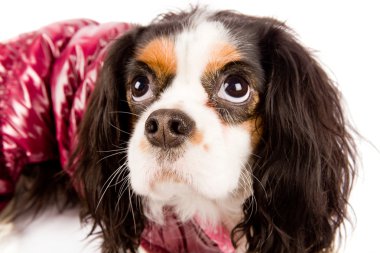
[145,109,195,148]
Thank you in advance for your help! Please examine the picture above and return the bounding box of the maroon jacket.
[0,20,232,253]
[0,19,131,210]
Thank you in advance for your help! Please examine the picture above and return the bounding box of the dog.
[71,8,356,253]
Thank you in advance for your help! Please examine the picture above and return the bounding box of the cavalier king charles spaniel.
[72,8,356,253]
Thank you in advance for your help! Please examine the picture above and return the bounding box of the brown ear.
[233,19,356,253]
[72,27,146,253]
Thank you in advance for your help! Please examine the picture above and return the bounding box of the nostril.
[145,118,159,134]
[169,119,189,136]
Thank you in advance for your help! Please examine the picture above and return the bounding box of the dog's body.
[1,8,356,253]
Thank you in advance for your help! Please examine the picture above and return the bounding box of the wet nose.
[145,109,195,148]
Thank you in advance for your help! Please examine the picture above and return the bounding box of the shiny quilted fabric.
[0,19,130,209]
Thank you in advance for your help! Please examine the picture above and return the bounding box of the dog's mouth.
[147,178,193,203]
[139,138,191,186]
[147,149,194,197]
[149,167,189,188]
[153,146,187,164]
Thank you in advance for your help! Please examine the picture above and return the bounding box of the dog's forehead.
[135,15,240,87]
[174,20,236,81]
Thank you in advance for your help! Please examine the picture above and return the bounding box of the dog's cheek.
[242,117,262,149]
[183,123,253,199]
[127,117,153,196]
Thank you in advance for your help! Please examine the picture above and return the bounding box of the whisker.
[97,148,126,153]
[240,156,268,202]
[238,162,257,220]
[112,141,129,150]
[109,122,133,135]
[96,150,126,164]
[128,184,137,234]
[109,111,140,118]
[116,168,130,195]
[96,161,127,211]
[238,178,257,219]
[115,163,129,186]
[251,173,268,201]
[116,175,130,207]
[247,161,269,202]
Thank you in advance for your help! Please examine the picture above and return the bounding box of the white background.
[1,0,379,252]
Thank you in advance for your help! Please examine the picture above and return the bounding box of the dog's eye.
[132,76,153,102]
[217,75,250,103]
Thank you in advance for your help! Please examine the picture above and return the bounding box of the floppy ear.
[72,27,146,253]
[233,20,356,253]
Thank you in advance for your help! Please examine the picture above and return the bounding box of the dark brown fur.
[71,9,356,253]
[9,161,77,219]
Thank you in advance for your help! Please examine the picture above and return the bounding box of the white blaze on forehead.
[175,20,231,85]
[152,19,234,108]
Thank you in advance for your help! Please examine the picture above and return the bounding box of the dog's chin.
[131,162,216,205]
[129,159,249,227]
[148,178,191,201]
[129,158,240,199]
[142,180,227,225]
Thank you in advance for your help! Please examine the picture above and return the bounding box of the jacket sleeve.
[49,22,131,176]
[0,19,98,212]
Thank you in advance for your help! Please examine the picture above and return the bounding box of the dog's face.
[126,13,263,221]
[75,8,356,253]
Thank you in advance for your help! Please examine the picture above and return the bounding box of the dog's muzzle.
[145,109,195,149]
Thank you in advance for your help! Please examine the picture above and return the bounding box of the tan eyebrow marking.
[136,37,176,79]
[205,42,241,74]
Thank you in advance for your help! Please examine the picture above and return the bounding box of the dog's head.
[73,8,356,253]
[127,11,264,223]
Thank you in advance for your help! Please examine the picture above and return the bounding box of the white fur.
[127,17,253,226]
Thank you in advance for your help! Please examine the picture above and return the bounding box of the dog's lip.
[151,145,187,164]
[149,168,188,186]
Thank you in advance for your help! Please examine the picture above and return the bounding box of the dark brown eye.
[131,76,153,101]
[217,75,250,103]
